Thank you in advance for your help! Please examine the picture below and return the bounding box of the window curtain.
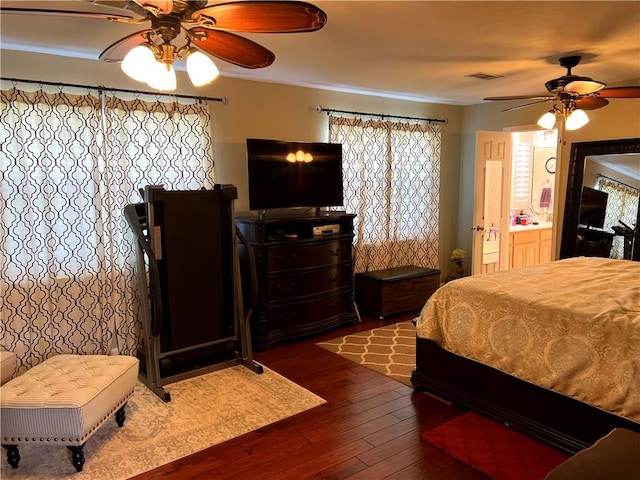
[596,175,639,259]
[0,84,215,374]
[328,115,441,273]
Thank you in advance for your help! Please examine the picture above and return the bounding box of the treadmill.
[125,184,262,401]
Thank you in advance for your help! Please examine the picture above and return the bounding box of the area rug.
[317,321,415,386]
[2,365,325,480]
[421,411,570,480]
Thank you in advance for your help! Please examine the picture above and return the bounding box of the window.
[329,115,441,272]
[1,83,215,373]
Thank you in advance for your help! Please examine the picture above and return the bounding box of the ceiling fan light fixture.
[565,109,589,130]
[186,50,219,87]
[537,111,557,130]
[565,79,606,95]
[147,61,177,91]
[121,45,156,83]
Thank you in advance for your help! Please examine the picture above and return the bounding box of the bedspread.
[416,256,640,422]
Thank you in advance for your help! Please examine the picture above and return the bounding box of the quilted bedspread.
[416,256,640,422]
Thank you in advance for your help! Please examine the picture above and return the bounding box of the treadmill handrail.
[236,227,258,315]
[124,203,164,336]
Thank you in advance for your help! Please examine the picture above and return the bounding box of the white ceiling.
[1,1,639,106]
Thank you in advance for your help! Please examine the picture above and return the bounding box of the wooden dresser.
[236,213,357,349]
[575,226,614,258]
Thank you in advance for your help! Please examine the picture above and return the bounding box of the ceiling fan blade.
[575,97,609,110]
[99,29,153,62]
[501,98,554,112]
[0,7,139,23]
[192,1,326,33]
[88,1,130,9]
[187,28,275,68]
[597,86,640,98]
[484,95,555,101]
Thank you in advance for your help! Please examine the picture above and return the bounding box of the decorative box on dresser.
[236,213,357,349]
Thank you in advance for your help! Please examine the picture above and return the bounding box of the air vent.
[465,73,504,80]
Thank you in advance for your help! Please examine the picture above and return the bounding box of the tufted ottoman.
[0,350,17,385]
[1,354,139,472]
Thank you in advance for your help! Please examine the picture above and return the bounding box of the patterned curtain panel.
[596,176,639,259]
[329,115,441,272]
[0,84,215,374]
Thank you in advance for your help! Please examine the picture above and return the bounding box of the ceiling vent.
[466,73,504,80]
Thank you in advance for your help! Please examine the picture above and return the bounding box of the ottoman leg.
[68,445,85,472]
[115,402,127,427]
[3,445,20,468]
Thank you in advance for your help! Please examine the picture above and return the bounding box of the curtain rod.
[1,77,227,104]
[596,173,639,192]
[316,106,447,124]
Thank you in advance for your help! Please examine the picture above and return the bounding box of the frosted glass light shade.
[537,111,557,130]
[565,80,605,95]
[147,61,177,91]
[121,45,156,82]
[186,50,219,86]
[565,109,589,130]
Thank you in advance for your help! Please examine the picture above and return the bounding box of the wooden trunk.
[355,266,440,319]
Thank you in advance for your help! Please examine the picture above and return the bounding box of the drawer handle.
[277,254,296,264]
[329,300,345,310]
[277,281,296,292]
[328,274,340,283]
[329,248,341,256]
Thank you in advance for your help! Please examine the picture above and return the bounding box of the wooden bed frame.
[411,336,640,454]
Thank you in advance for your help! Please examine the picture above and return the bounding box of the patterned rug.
[316,321,416,386]
[421,411,569,479]
[2,365,325,480]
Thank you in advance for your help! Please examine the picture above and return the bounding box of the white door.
[472,131,513,275]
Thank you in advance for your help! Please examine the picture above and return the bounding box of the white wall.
[3,50,638,269]
[461,85,640,262]
[1,50,463,273]
[583,159,640,190]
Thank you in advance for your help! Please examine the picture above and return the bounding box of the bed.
[411,256,640,454]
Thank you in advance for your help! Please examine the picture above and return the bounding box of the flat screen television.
[246,138,344,211]
[579,186,608,229]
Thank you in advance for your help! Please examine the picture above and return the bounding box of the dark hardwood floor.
[131,313,488,480]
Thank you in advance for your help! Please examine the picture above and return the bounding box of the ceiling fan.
[1,0,327,89]
[483,56,640,129]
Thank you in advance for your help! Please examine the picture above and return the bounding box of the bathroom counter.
[509,221,553,233]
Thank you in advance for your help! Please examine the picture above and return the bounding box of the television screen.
[247,138,344,211]
[579,186,608,229]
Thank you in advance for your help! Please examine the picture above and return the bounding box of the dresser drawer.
[267,264,351,301]
[266,291,353,331]
[267,239,351,272]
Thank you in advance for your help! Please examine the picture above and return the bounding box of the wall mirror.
[560,137,640,261]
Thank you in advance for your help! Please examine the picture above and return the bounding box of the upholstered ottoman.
[1,354,139,472]
[0,350,17,385]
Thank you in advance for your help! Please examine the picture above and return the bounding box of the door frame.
[472,130,513,275]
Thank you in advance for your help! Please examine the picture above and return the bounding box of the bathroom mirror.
[560,138,640,261]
